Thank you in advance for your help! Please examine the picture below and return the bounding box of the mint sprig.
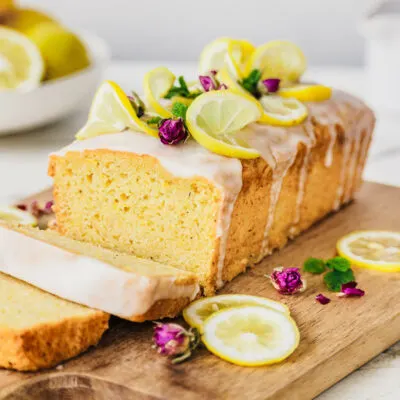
[171,102,188,120]
[165,76,202,100]
[146,116,162,126]
[326,256,351,272]
[324,269,355,292]
[303,257,326,274]
[303,256,355,292]
[240,69,262,97]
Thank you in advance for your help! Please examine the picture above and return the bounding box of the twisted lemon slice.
[202,306,300,366]
[186,90,262,159]
[279,84,332,102]
[258,95,308,126]
[143,66,176,118]
[183,294,289,333]
[76,81,158,140]
[337,231,400,272]
[0,205,37,226]
[247,40,306,83]
[199,37,255,77]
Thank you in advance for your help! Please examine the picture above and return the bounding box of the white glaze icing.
[53,133,243,289]
[0,226,200,318]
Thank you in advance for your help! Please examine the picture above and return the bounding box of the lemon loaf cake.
[0,223,199,321]
[0,272,108,371]
[48,39,375,295]
[49,90,374,295]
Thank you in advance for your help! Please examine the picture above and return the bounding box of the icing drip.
[290,120,316,237]
[239,124,310,256]
[53,132,243,290]
[343,109,374,203]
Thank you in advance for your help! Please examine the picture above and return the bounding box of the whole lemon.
[26,22,90,80]
[4,8,56,33]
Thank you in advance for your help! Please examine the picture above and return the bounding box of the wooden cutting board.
[0,182,399,400]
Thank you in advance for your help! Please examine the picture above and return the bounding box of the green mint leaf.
[165,76,192,99]
[178,76,189,94]
[240,69,262,97]
[172,102,188,120]
[146,116,162,126]
[187,90,202,99]
[303,257,326,274]
[323,269,355,292]
[326,256,351,272]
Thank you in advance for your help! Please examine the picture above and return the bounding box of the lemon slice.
[0,205,37,226]
[183,294,289,333]
[202,306,300,366]
[258,95,308,126]
[76,80,158,140]
[279,84,332,102]
[0,27,44,91]
[247,40,306,83]
[186,90,262,159]
[143,66,176,118]
[337,231,400,272]
[199,37,255,76]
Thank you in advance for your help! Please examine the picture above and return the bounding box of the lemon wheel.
[337,231,400,272]
[0,27,44,91]
[202,306,300,366]
[186,90,262,159]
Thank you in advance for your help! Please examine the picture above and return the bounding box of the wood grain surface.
[0,182,399,400]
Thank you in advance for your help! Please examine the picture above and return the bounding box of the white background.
[21,0,379,65]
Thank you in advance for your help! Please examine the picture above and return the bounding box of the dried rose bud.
[44,201,54,214]
[158,118,188,145]
[209,70,217,76]
[153,323,200,364]
[218,83,228,90]
[262,78,280,93]
[268,267,306,295]
[337,281,365,298]
[315,293,331,305]
[199,75,218,92]
[16,204,27,211]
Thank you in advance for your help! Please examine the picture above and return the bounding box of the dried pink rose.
[199,75,217,92]
[268,267,306,295]
[153,323,200,364]
[262,78,280,93]
[315,293,331,305]
[337,281,365,298]
[158,118,188,145]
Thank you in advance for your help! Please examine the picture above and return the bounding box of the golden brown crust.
[0,312,109,371]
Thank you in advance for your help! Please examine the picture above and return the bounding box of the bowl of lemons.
[0,3,110,135]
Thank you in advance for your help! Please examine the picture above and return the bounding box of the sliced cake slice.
[0,272,108,371]
[0,223,200,322]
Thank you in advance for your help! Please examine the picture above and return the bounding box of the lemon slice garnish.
[202,305,300,366]
[0,27,44,91]
[186,90,262,159]
[143,66,176,118]
[337,231,400,272]
[199,37,255,76]
[76,80,158,140]
[183,294,289,333]
[279,84,332,102]
[216,65,250,96]
[258,95,308,126]
[247,40,306,83]
[0,205,37,226]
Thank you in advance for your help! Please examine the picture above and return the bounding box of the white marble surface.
[0,62,399,399]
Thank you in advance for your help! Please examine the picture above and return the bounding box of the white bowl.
[0,30,110,136]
